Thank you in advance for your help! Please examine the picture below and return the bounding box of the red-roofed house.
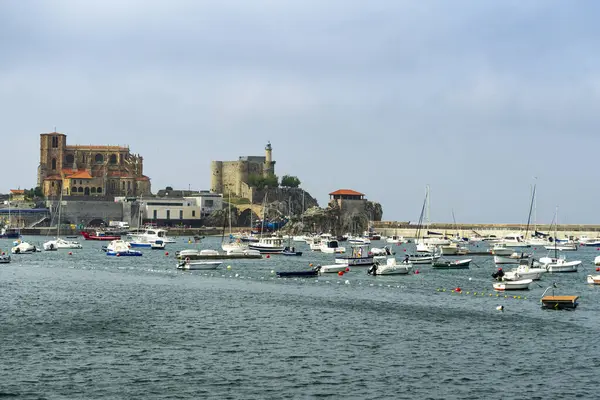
[329,189,367,212]
[10,189,26,201]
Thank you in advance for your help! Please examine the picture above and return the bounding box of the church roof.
[68,170,93,179]
[136,175,150,181]
[329,189,365,196]
[10,189,25,194]
[44,174,62,181]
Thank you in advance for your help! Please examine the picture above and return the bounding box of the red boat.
[81,231,121,241]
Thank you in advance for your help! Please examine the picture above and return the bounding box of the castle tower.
[211,161,223,193]
[39,132,67,194]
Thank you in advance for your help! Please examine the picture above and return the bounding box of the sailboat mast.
[524,184,536,241]
[554,206,558,259]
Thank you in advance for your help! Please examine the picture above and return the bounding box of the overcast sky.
[1,0,599,224]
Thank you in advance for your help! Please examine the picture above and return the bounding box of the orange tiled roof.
[329,189,364,196]
[10,189,25,194]
[62,168,74,175]
[44,175,62,181]
[68,170,93,179]
[136,175,150,181]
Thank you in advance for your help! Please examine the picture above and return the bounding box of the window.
[120,154,123,164]
[179,210,183,219]
[95,154,104,163]
[205,199,214,207]
[79,180,82,185]
[65,154,74,164]
[51,158,56,170]
[51,136,58,148]
[153,210,157,220]
[78,187,83,193]
[166,210,170,220]
[82,154,86,163]
[97,187,102,194]
[52,181,55,187]
[91,187,96,193]
[192,210,196,217]
[109,154,117,164]
[127,182,131,191]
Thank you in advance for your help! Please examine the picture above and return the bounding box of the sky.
[1,0,599,224]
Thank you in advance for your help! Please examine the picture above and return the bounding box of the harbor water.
[1,236,599,399]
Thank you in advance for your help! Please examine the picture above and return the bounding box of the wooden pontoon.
[540,295,579,310]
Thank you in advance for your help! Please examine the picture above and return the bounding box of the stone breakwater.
[373,222,600,239]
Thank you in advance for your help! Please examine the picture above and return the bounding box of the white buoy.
[469,277,472,281]
[344,280,350,285]
[496,305,504,311]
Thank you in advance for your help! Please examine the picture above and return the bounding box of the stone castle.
[210,142,275,199]
[38,132,151,197]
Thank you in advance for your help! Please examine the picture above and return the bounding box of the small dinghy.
[276,266,320,277]
[586,275,600,285]
[177,260,221,270]
[367,258,411,275]
[0,253,11,263]
[493,279,532,291]
[282,247,302,256]
[319,264,348,274]
[432,258,471,269]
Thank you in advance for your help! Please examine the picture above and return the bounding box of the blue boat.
[276,267,319,277]
[129,241,152,248]
[106,250,143,256]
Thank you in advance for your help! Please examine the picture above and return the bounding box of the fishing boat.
[176,260,221,270]
[491,243,514,256]
[440,243,469,256]
[276,266,320,278]
[335,245,374,266]
[432,258,471,269]
[492,279,532,291]
[249,237,285,254]
[540,207,581,273]
[367,258,411,275]
[81,231,121,241]
[319,238,345,254]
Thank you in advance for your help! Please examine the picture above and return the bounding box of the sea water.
[1,237,598,399]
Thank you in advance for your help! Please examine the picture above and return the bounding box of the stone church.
[38,132,151,197]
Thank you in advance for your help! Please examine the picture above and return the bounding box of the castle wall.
[210,161,223,194]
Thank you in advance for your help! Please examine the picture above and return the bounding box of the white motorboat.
[44,237,83,251]
[543,243,577,251]
[249,237,285,254]
[292,235,308,242]
[494,253,531,265]
[319,264,349,274]
[178,249,219,258]
[370,246,393,256]
[500,234,530,248]
[11,241,38,254]
[319,239,345,254]
[504,260,546,281]
[440,243,468,255]
[416,241,438,253]
[367,258,411,275]
[221,240,248,253]
[225,248,261,256]
[128,228,176,245]
[539,256,581,273]
[0,253,11,263]
[407,253,440,264]
[595,255,600,266]
[307,236,322,251]
[335,245,374,266]
[586,275,600,285]
[177,260,221,270]
[347,236,370,245]
[493,279,532,291]
[386,235,408,244]
[151,240,166,249]
[491,243,514,256]
[423,236,451,246]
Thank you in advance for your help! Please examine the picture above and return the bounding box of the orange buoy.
[338,271,344,276]
[455,287,462,292]
[345,267,350,272]
[596,267,600,272]
[309,263,313,267]
[266,254,270,259]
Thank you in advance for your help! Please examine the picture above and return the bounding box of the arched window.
[127,181,131,190]
[72,186,78,193]
[65,154,74,164]
[78,187,83,193]
[51,136,58,148]
[51,158,56,170]
[91,187,96,193]
[84,187,90,196]
[122,181,125,189]
[109,154,117,164]
[97,187,102,194]
[95,154,104,163]
[66,188,69,195]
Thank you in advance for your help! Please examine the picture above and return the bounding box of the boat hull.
[276,270,319,278]
[432,259,471,269]
[493,279,532,291]
[106,250,142,256]
[177,261,221,270]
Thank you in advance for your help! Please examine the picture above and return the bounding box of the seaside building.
[329,189,367,214]
[9,189,26,202]
[210,142,275,198]
[38,132,151,198]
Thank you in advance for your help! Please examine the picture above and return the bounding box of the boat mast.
[554,206,558,259]
[524,183,536,241]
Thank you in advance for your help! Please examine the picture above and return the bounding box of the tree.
[248,173,279,189]
[281,175,301,188]
[263,173,279,188]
